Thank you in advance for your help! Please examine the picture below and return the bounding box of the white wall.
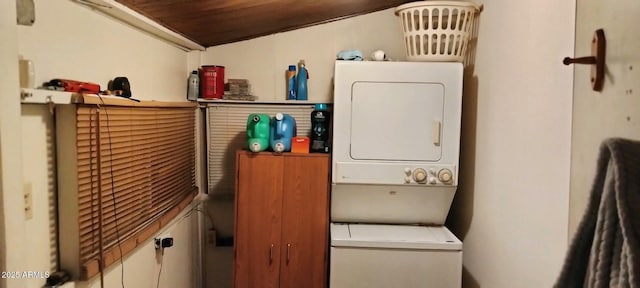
[21,105,58,286]
[18,0,189,101]
[0,1,27,288]
[15,0,201,287]
[447,0,575,287]
[203,8,406,103]
[77,212,198,288]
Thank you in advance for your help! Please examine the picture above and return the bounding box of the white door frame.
[0,1,27,287]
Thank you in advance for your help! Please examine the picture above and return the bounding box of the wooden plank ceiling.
[116,0,414,47]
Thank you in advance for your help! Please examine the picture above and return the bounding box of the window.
[205,103,315,197]
[56,96,197,280]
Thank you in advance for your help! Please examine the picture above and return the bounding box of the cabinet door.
[234,153,284,288]
[280,155,330,288]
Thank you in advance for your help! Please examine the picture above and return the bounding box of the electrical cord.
[151,201,209,288]
[89,106,98,256]
[174,207,214,231]
[156,250,164,288]
[194,208,215,229]
[97,95,126,288]
[89,106,105,288]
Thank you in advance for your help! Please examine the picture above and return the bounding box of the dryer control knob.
[404,168,412,175]
[438,169,453,183]
[413,168,427,183]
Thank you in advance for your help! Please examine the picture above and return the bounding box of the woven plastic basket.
[395,1,480,62]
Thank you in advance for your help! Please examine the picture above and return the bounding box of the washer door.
[350,81,444,162]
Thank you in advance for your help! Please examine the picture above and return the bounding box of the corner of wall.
[187,50,205,72]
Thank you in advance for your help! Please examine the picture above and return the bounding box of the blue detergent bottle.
[270,113,297,153]
[287,65,296,100]
[296,60,308,100]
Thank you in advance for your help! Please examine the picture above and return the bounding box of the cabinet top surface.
[237,150,330,158]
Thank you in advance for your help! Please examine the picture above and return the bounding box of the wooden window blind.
[206,103,315,197]
[57,96,197,280]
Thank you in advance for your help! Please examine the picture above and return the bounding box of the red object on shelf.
[200,65,225,99]
[291,137,310,154]
[47,79,101,94]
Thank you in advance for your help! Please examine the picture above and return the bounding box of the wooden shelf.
[80,94,196,108]
[198,99,332,105]
[20,89,196,108]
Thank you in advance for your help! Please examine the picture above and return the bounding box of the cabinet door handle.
[269,244,274,264]
[286,243,291,265]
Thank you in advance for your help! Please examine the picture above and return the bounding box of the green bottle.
[246,114,270,152]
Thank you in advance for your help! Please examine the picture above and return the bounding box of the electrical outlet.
[24,182,33,220]
[154,237,161,249]
[155,232,173,250]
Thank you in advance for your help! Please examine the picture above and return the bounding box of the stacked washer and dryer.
[329,60,464,288]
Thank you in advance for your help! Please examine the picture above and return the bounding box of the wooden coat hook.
[563,29,606,91]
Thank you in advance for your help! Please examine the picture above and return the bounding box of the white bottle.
[187,70,199,101]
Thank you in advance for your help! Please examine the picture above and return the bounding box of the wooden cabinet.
[233,151,330,288]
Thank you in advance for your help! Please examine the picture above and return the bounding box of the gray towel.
[555,138,640,288]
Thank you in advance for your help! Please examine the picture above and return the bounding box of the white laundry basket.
[395,1,481,62]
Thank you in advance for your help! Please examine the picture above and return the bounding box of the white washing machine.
[330,61,464,288]
[330,223,462,288]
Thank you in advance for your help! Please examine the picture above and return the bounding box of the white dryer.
[330,61,464,288]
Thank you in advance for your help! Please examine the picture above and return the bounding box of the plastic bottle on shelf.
[246,114,271,152]
[270,113,297,153]
[296,60,308,100]
[310,103,330,153]
[286,65,296,100]
[187,70,199,101]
